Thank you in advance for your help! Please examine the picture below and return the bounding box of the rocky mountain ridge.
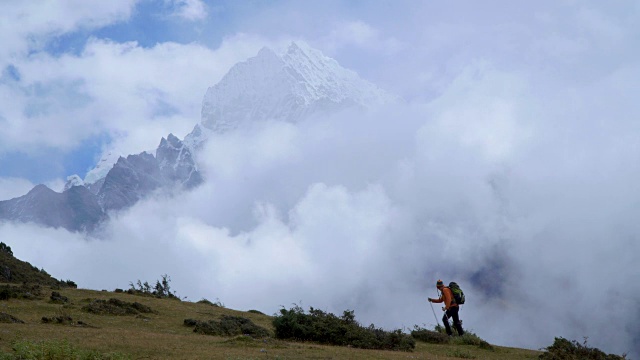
[0,42,394,232]
[0,134,200,232]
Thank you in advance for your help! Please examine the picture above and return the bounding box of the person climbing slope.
[428,279,464,336]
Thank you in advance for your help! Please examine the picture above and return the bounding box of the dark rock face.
[0,134,202,233]
[86,177,105,195]
[156,134,203,189]
[0,184,105,232]
[64,185,107,231]
[98,152,163,211]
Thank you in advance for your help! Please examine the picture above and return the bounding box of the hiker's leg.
[442,312,452,335]
[451,307,464,335]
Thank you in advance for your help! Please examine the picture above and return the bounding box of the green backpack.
[449,282,465,305]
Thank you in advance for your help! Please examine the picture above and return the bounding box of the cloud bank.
[5,59,640,357]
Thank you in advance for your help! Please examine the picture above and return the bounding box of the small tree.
[129,274,177,299]
[154,274,172,297]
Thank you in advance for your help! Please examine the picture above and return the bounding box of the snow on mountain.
[156,134,203,188]
[83,151,122,185]
[185,41,397,147]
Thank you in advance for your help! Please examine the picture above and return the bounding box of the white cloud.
[419,62,533,163]
[0,33,269,172]
[4,82,640,356]
[0,0,137,64]
[322,20,402,55]
[169,0,207,21]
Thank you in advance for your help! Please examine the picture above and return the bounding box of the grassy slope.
[0,250,70,286]
[0,285,541,360]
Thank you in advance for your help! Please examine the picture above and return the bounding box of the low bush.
[41,314,73,325]
[411,326,449,344]
[184,315,271,338]
[539,337,627,359]
[197,298,224,307]
[49,291,69,304]
[451,332,494,351]
[272,306,415,352]
[42,309,95,327]
[447,349,477,359]
[0,313,24,324]
[0,284,44,301]
[63,280,77,288]
[414,324,494,350]
[0,339,130,360]
[82,298,155,316]
[183,318,198,327]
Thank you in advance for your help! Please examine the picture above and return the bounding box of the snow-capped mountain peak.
[193,41,396,137]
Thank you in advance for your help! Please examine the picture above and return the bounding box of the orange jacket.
[430,287,457,310]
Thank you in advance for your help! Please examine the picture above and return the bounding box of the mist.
[2,58,639,357]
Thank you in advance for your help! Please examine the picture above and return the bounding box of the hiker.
[428,279,464,336]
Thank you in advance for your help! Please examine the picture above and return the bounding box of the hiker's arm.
[443,289,453,309]
[429,296,443,303]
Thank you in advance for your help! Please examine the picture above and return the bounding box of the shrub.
[49,291,69,304]
[184,316,271,338]
[415,324,494,350]
[0,284,43,301]
[183,318,198,327]
[539,337,627,359]
[0,313,24,324]
[447,349,477,359]
[63,280,78,288]
[272,305,415,352]
[451,332,494,351]
[82,298,155,316]
[41,314,73,325]
[411,326,449,344]
[196,298,224,307]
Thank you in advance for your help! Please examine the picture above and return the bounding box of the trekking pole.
[429,301,441,327]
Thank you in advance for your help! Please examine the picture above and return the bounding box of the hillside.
[0,243,75,288]
[0,284,542,360]
[0,247,629,359]
[0,245,541,359]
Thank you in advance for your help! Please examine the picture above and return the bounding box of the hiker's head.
[436,280,444,289]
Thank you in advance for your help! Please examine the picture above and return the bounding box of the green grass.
[0,339,130,360]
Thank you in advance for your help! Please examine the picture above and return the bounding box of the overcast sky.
[1,1,639,357]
